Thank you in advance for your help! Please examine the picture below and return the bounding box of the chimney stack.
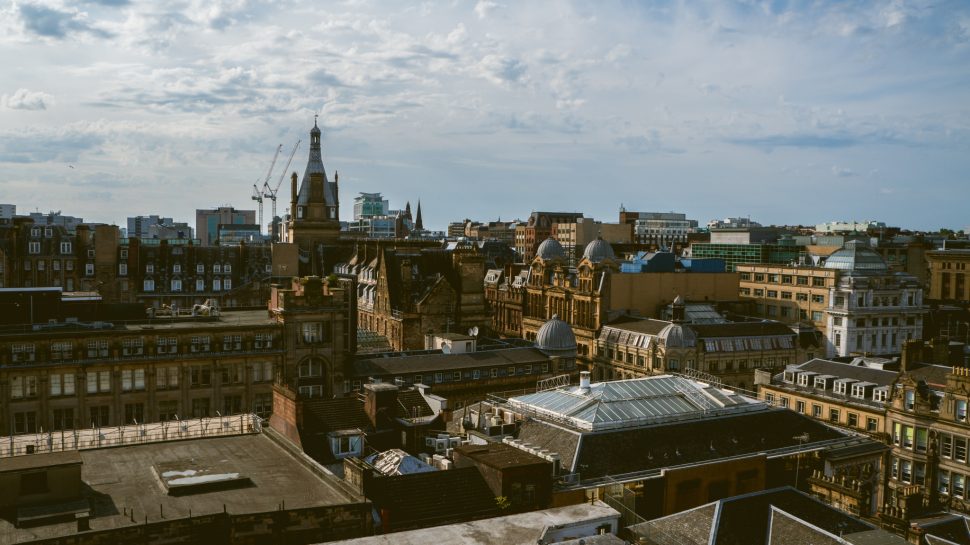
[902,339,923,373]
[579,371,591,395]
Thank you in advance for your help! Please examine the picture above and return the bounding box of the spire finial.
[314,113,318,127]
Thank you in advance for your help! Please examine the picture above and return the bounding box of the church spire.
[415,200,423,231]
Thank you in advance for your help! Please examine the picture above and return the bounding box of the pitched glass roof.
[507,375,760,431]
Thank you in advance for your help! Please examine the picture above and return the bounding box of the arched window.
[299,358,323,378]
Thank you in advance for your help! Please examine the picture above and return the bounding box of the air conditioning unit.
[425,437,435,447]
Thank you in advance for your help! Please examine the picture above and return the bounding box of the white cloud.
[474,0,499,20]
[2,88,54,110]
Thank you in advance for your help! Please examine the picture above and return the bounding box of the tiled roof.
[396,389,436,420]
[630,487,878,545]
[302,397,373,433]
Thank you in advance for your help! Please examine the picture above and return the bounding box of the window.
[156,366,179,389]
[956,474,966,498]
[916,427,928,453]
[171,279,182,292]
[120,249,128,259]
[89,406,110,427]
[11,376,38,399]
[829,408,840,423]
[190,366,212,387]
[60,242,72,254]
[191,398,210,418]
[173,263,181,273]
[847,413,858,427]
[85,263,94,276]
[120,369,145,391]
[224,263,231,273]
[86,340,109,358]
[197,263,205,273]
[957,400,967,422]
[941,470,951,495]
[121,337,144,356]
[28,241,40,254]
[435,372,444,383]
[299,359,322,377]
[453,371,462,381]
[903,425,913,448]
[254,334,273,349]
[14,411,38,434]
[49,373,75,396]
[124,403,145,424]
[866,417,878,432]
[190,336,210,352]
[51,408,74,431]
[196,279,205,292]
[213,279,221,291]
[11,343,36,363]
[812,405,822,418]
[901,459,912,483]
[86,371,111,393]
[490,368,498,378]
[224,278,232,290]
[253,394,272,419]
[958,437,968,463]
[796,401,805,413]
[143,279,154,292]
[904,390,915,411]
[222,335,242,351]
[812,277,825,287]
[157,336,178,354]
[252,361,273,382]
[302,322,326,344]
[213,264,221,273]
[146,264,154,274]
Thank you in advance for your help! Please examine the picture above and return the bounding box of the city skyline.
[2,1,969,231]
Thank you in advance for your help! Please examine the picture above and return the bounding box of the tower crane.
[263,140,301,238]
[252,144,282,235]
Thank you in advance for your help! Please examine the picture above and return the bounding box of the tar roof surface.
[453,442,549,469]
[0,433,361,544]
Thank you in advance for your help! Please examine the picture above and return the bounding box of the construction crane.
[263,140,301,237]
[252,144,282,235]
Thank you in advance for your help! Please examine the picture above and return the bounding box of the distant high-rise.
[196,207,256,246]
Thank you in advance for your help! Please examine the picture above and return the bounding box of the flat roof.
[0,433,361,543]
[328,501,619,545]
[453,442,549,469]
[0,450,81,473]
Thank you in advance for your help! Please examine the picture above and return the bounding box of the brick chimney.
[364,383,399,428]
[902,339,923,373]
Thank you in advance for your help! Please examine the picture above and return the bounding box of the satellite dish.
[468,327,479,336]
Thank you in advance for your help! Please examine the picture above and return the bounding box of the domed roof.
[536,237,566,261]
[582,237,616,263]
[823,240,888,272]
[536,314,577,352]
[658,323,697,349]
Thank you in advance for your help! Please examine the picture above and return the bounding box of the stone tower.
[287,117,342,275]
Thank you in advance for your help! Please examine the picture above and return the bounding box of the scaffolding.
[0,414,262,458]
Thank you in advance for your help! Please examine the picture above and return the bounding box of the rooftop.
[0,431,361,544]
[628,486,901,545]
[353,346,550,376]
[506,375,758,432]
[328,500,620,545]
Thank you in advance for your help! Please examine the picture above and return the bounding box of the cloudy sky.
[1,0,968,232]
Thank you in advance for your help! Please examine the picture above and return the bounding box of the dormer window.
[904,390,915,411]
